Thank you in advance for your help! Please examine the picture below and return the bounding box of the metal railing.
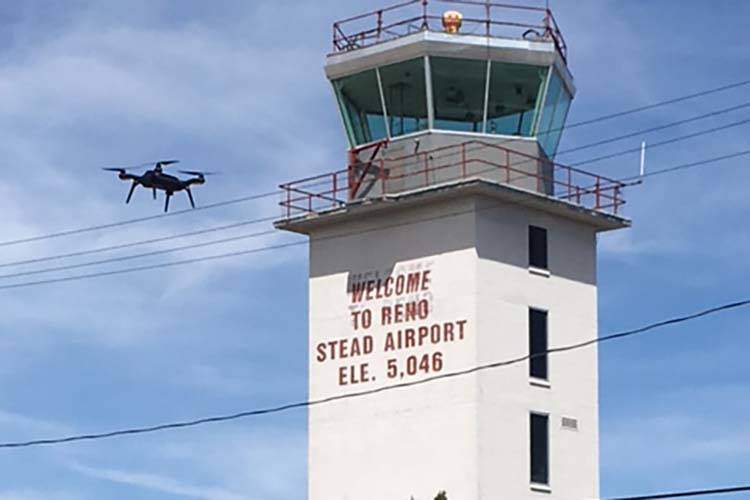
[332,0,568,62]
[279,141,625,219]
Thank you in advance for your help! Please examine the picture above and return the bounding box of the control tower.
[276,2,630,499]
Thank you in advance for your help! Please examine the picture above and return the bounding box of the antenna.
[640,141,647,177]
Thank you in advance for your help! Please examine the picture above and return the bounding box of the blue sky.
[0,0,748,499]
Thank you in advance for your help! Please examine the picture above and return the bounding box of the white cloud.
[70,462,246,500]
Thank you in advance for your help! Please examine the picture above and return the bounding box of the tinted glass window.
[529,308,548,380]
[486,62,547,136]
[529,225,548,269]
[530,413,549,485]
[380,58,428,137]
[538,70,572,157]
[431,56,488,132]
[333,70,387,146]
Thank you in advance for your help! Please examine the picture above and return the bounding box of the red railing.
[279,141,626,219]
[332,0,568,62]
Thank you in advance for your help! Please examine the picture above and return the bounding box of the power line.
[560,78,750,133]
[0,191,278,248]
[557,101,750,157]
[626,148,750,181]
[4,105,731,269]
[0,216,278,269]
[3,145,749,291]
[0,298,746,449]
[572,116,750,167]
[0,229,278,280]
[0,239,305,290]
[606,485,750,499]
[3,78,749,250]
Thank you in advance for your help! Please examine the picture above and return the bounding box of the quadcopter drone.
[103,160,215,212]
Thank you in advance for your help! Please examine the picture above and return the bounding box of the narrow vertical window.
[528,225,548,270]
[529,308,548,380]
[530,413,549,485]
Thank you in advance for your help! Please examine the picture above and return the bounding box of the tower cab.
[328,1,574,201]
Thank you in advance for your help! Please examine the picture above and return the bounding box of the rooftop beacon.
[277,3,631,500]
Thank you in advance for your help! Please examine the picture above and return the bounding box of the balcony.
[278,140,626,220]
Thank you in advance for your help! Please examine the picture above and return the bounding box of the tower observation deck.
[276,3,630,500]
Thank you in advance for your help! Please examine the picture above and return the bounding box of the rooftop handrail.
[279,141,625,219]
[332,0,567,61]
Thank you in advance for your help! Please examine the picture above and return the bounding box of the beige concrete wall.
[350,132,553,202]
[307,193,599,500]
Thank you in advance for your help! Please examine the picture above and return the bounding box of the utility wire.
[630,149,750,181]
[2,146,748,291]
[3,78,749,249]
[0,229,278,280]
[572,116,750,167]
[5,107,749,273]
[0,298,746,449]
[558,78,750,133]
[0,191,278,248]
[606,485,750,499]
[0,216,278,269]
[557,101,750,157]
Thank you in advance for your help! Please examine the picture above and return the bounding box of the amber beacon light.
[441,10,463,34]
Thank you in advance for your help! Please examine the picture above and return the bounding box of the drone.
[103,160,215,212]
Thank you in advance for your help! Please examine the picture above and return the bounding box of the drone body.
[103,161,213,212]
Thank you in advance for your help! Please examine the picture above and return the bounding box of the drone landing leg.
[164,192,172,213]
[186,188,195,209]
[152,188,156,200]
[126,182,138,204]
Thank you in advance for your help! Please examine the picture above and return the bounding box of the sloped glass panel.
[334,69,387,146]
[486,62,547,137]
[431,57,488,132]
[380,58,428,137]
[538,69,572,157]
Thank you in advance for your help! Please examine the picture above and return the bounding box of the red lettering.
[395,275,405,294]
[316,343,327,362]
[421,270,431,291]
[365,280,375,300]
[457,319,467,340]
[351,282,365,303]
[381,306,392,326]
[406,273,421,293]
[384,277,394,297]
[404,328,416,348]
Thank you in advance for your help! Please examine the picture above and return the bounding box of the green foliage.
[434,492,448,500]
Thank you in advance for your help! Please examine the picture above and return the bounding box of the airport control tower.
[276,2,630,499]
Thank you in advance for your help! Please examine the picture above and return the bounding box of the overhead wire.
[0,298,746,449]
[2,144,749,291]
[572,116,750,167]
[0,216,278,269]
[0,229,279,280]
[3,77,750,249]
[0,190,278,248]
[556,101,750,157]
[606,485,750,500]
[6,98,750,274]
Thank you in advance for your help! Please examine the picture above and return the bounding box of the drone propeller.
[102,167,128,173]
[178,170,219,176]
[156,160,180,169]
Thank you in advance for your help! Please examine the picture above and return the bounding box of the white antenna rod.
[640,141,647,177]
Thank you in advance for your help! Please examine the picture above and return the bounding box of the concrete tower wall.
[306,192,599,500]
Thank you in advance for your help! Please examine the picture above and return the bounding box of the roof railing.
[279,140,625,219]
[332,0,568,62]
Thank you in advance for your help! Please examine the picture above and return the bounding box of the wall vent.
[561,417,579,431]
